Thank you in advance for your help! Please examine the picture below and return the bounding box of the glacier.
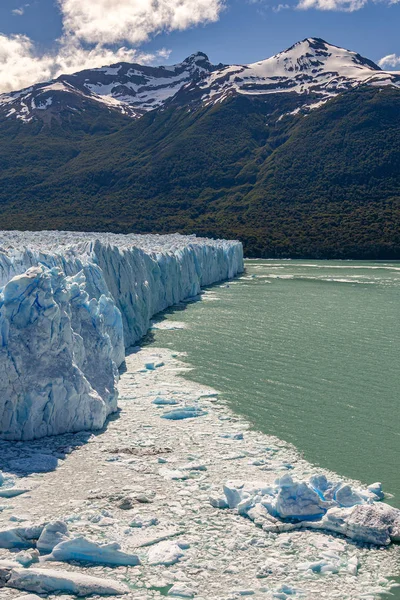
[0,231,243,440]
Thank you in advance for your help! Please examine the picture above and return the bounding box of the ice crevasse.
[0,231,244,440]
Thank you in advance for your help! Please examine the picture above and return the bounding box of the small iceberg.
[152,397,179,406]
[47,537,140,567]
[161,407,208,420]
[1,566,128,595]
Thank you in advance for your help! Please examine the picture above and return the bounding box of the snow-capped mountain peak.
[0,39,398,123]
[199,37,399,109]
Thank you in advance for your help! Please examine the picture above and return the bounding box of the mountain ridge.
[1,37,399,124]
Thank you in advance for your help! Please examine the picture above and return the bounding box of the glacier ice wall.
[0,232,243,440]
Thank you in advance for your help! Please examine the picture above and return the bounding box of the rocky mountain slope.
[0,38,399,258]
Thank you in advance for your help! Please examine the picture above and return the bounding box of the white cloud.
[12,8,25,16]
[297,0,366,10]
[0,34,170,94]
[272,3,291,11]
[0,34,53,93]
[297,0,400,9]
[59,0,225,45]
[378,53,400,68]
[0,0,223,94]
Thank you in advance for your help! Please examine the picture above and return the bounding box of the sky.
[0,0,399,94]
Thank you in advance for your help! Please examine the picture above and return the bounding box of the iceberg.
[47,536,141,566]
[213,475,400,545]
[0,565,128,596]
[161,407,208,420]
[36,521,69,553]
[0,525,44,549]
[0,232,243,440]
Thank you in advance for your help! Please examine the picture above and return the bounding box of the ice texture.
[0,232,243,440]
[215,475,400,545]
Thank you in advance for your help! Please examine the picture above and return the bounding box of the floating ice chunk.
[36,521,69,554]
[275,476,328,519]
[0,489,29,498]
[14,550,39,567]
[14,595,42,600]
[152,397,179,406]
[145,361,164,370]
[220,432,244,440]
[179,462,207,471]
[209,495,229,509]
[367,482,384,500]
[129,515,159,528]
[159,468,188,481]
[347,555,359,575]
[1,566,128,596]
[147,540,185,565]
[334,484,364,507]
[168,583,195,597]
[0,525,44,549]
[161,407,208,420]
[48,536,140,566]
[318,502,400,545]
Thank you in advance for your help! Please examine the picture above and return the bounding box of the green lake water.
[147,259,400,505]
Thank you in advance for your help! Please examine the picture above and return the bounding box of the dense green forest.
[0,87,399,258]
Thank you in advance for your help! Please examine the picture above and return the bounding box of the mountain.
[1,38,399,124]
[0,52,217,123]
[0,38,399,258]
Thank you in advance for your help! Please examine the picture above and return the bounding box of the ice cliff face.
[0,232,243,440]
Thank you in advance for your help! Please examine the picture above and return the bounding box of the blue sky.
[0,0,399,93]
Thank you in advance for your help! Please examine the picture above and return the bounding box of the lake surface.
[147,259,400,509]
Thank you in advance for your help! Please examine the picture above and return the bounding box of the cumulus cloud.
[272,3,291,11]
[0,34,53,93]
[297,0,367,10]
[378,53,400,68]
[0,34,170,94]
[60,0,225,45]
[0,0,224,93]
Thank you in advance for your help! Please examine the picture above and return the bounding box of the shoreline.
[0,346,399,599]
